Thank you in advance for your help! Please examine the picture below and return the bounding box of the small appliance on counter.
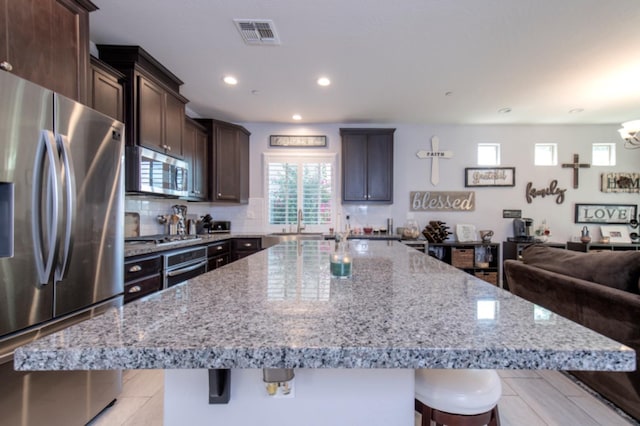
[197,214,231,234]
[508,218,535,242]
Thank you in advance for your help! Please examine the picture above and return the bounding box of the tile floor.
[89,369,638,426]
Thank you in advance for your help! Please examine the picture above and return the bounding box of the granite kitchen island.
[15,241,635,425]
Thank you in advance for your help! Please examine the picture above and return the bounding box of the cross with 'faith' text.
[561,154,590,189]
[416,136,453,186]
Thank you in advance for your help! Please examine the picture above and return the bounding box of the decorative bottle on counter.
[580,226,591,244]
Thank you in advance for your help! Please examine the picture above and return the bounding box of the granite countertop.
[15,241,635,372]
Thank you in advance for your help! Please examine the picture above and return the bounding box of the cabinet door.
[194,126,208,199]
[3,0,91,102]
[342,133,368,202]
[184,118,208,200]
[214,125,241,202]
[366,133,393,202]
[90,61,123,121]
[164,92,184,156]
[138,76,164,151]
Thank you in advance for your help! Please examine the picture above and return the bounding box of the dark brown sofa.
[504,245,640,420]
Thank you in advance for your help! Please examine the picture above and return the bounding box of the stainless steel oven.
[164,246,208,288]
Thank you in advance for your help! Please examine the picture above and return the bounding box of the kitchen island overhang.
[14,240,635,371]
[13,241,636,425]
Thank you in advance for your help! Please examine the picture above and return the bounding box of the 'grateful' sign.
[410,191,475,211]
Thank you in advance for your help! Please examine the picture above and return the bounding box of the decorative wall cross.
[416,136,453,186]
[561,154,590,189]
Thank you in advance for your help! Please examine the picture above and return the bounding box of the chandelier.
[618,120,640,149]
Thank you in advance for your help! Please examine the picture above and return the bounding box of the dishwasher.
[163,246,208,288]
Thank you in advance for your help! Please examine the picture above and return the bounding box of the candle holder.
[330,241,352,279]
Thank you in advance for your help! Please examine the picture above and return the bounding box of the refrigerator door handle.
[55,134,76,281]
[31,130,62,285]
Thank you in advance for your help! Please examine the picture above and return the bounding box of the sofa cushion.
[521,245,640,294]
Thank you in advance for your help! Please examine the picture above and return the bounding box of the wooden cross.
[416,136,453,186]
[561,154,590,189]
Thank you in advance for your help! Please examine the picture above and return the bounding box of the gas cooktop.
[125,234,202,247]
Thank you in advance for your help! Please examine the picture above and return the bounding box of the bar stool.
[415,369,501,426]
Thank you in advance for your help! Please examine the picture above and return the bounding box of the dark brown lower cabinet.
[232,238,262,261]
[124,254,162,303]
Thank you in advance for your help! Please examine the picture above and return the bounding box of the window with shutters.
[265,154,336,232]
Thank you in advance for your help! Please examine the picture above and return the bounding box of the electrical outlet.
[269,379,295,398]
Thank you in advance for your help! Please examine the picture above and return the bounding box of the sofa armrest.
[504,259,640,353]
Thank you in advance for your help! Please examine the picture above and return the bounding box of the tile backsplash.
[125,196,262,235]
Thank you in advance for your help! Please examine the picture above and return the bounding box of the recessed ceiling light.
[292,114,302,120]
[317,77,331,86]
[569,108,584,114]
[498,107,512,114]
[223,76,238,85]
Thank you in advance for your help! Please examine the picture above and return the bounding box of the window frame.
[477,143,501,166]
[591,143,616,166]
[263,153,337,233]
[534,143,558,166]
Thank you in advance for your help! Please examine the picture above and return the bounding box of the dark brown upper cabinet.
[197,119,250,204]
[0,0,96,103]
[340,128,395,204]
[183,118,209,201]
[89,55,124,121]
[96,45,188,156]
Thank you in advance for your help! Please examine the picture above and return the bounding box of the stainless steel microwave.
[126,146,189,197]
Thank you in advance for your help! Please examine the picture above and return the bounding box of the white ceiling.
[90,0,640,125]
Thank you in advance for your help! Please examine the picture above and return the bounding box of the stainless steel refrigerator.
[0,71,124,425]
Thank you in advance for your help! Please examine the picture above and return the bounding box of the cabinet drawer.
[208,254,230,271]
[124,274,162,303]
[232,238,261,251]
[474,271,498,286]
[124,255,162,282]
[207,241,230,256]
[451,248,474,268]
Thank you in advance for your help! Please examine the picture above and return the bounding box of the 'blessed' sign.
[410,191,475,211]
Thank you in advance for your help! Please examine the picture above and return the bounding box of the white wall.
[127,122,640,244]
[243,122,640,244]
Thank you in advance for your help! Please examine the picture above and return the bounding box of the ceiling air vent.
[234,19,280,45]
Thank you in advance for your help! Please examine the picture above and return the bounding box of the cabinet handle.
[216,257,224,264]
[128,265,142,273]
[127,285,142,293]
[218,193,222,197]
[0,61,13,71]
[216,246,223,251]
[243,243,252,247]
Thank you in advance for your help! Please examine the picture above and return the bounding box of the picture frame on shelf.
[574,203,637,224]
[269,135,327,147]
[464,167,515,187]
[600,225,631,243]
[455,224,477,242]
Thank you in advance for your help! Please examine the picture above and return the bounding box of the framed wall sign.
[269,135,327,147]
[465,167,515,187]
[574,203,637,224]
[601,172,640,193]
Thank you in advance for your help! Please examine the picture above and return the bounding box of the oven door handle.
[166,260,208,277]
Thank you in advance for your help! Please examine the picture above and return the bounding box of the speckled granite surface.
[15,241,635,371]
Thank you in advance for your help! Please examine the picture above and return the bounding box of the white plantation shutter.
[266,154,335,228]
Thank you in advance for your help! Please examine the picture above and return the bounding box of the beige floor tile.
[497,369,541,378]
[568,396,634,426]
[122,387,164,426]
[88,397,152,426]
[537,371,589,397]
[119,369,164,398]
[505,377,600,426]
[497,395,547,426]
[501,378,517,396]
